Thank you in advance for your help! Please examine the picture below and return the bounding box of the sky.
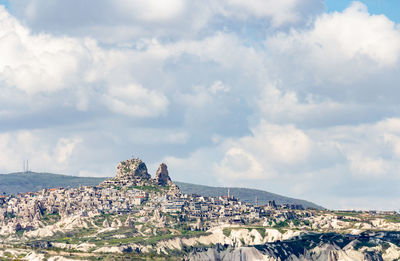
[0,0,399,210]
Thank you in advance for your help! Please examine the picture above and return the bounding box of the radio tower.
[23,160,29,173]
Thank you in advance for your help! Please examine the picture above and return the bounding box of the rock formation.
[100,158,181,191]
[168,183,181,197]
[155,163,172,186]
[116,158,151,180]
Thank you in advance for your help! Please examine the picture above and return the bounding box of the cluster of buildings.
[0,185,148,234]
[0,158,307,235]
[161,193,304,227]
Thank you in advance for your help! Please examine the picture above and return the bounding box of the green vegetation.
[132,185,163,193]
[41,211,61,225]
[95,230,210,246]
[255,227,266,238]
[334,211,361,218]
[384,214,400,223]
[93,212,116,226]
[292,219,301,227]
[44,227,98,244]
[112,185,122,190]
[16,230,24,238]
[41,225,209,247]
[223,228,232,237]
[273,221,289,233]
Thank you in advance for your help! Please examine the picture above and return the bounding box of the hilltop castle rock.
[155,163,172,186]
[100,157,178,191]
[116,158,151,180]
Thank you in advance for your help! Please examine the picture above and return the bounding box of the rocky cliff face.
[187,230,400,261]
[155,163,172,186]
[115,158,151,180]
[188,245,386,261]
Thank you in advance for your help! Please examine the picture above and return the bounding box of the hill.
[0,172,323,209]
[0,172,106,195]
[175,181,323,209]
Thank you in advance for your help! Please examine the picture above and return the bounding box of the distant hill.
[175,182,323,210]
[0,172,106,195]
[0,172,323,209]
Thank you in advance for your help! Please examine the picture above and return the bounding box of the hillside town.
[0,158,308,236]
[0,158,400,260]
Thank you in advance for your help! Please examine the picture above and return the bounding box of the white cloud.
[166,122,311,183]
[214,147,267,180]
[55,138,82,164]
[217,0,323,27]
[348,154,386,177]
[9,0,210,43]
[104,84,168,117]
[171,32,263,70]
[0,7,172,117]
[177,81,230,109]
[115,0,186,22]
[257,84,347,126]
[8,0,323,44]
[265,2,400,87]
[127,128,188,145]
[178,85,213,108]
[228,122,311,165]
[209,80,230,94]
[0,6,89,94]
[0,131,82,174]
[162,149,222,185]
[163,117,400,209]
[1,0,400,210]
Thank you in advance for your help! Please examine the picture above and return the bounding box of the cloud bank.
[0,1,399,210]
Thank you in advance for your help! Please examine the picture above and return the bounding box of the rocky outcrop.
[155,163,172,186]
[168,183,182,197]
[187,230,400,261]
[115,158,150,180]
[188,243,393,261]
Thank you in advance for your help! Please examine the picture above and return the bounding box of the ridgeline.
[0,171,323,209]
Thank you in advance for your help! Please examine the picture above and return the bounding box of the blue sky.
[0,0,400,210]
[327,0,400,22]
